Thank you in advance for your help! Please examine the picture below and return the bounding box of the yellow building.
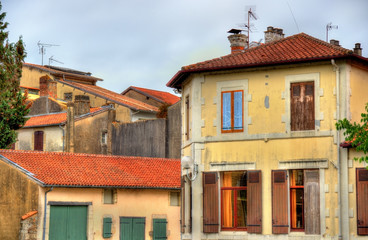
[167,27,368,239]
[0,150,181,240]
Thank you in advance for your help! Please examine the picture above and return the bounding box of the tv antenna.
[49,56,64,66]
[326,22,338,42]
[37,41,59,65]
[245,6,258,49]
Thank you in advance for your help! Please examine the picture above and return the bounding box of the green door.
[49,205,87,240]
[153,219,167,240]
[120,217,145,240]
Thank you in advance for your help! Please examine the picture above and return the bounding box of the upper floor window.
[64,92,73,102]
[103,189,116,204]
[34,131,44,151]
[221,90,243,133]
[290,82,314,131]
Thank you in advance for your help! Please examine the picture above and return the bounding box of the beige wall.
[37,187,180,240]
[16,126,64,152]
[349,65,368,123]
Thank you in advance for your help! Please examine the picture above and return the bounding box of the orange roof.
[23,107,106,128]
[167,33,368,88]
[122,86,180,105]
[0,150,180,189]
[23,63,102,84]
[57,79,159,112]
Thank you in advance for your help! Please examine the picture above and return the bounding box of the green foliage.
[0,2,29,149]
[336,103,368,164]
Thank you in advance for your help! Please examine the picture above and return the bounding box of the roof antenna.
[286,1,300,33]
[37,41,59,66]
[245,6,258,49]
[48,56,64,66]
[326,22,338,42]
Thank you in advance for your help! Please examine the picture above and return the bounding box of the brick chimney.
[39,75,57,99]
[354,43,362,56]
[66,102,75,153]
[227,29,248,54]
[330,39,340,47]
[264,26,284,44]
[74,95,90,116]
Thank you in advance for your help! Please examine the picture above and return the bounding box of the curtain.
[222,92,231,130]
[222,173,233,228]
[234,91,243,130]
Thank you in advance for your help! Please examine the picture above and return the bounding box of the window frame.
[221,90,244,133]
[289,170,305,232]
[220,171,247,231]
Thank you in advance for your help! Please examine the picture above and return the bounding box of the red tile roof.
[122,86,180,105]
[0,150,180,189]
[23,63,102,84]
[23,107,106,128]
[57,79,159,112]
[167,33,368,88]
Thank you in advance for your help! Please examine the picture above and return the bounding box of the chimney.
[264,26,285,44]
[330,39,340,47]
[39,75,57,99]
[354,43,362,56]
[66,102,75,153]
[74,95,90,117]
[227,29,248,54]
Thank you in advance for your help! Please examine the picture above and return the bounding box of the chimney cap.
[228,29,242,34]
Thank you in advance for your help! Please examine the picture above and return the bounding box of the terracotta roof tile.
[24,107,104,128]
[57,80,159,112]
[21,210,38,220]
[0,150,180,189]
[123,86,180,105]
[167,33,368,88]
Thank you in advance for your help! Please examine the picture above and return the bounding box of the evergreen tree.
[0,2,29,149]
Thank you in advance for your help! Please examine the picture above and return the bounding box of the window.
[170,192,180,206]
[221,90,243,133]
[153,218,167,240]
[104,189,116,204]
[34,131,44,151]
[290,82,314,131]
[64,92,73,101]
[290,170,304,231]
[103,217,112,238]
[101,131,108,145]
[120,217,145,240]
[221,172,247,230]
[356,168,368,235]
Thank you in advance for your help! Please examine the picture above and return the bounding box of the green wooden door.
[120,217,145,240]
[49,205,87,240]
[153,219,167,240]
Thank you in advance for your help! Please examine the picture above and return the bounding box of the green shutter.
[132,218,145,240]
[153,219,167,240]
[103,217,112,238]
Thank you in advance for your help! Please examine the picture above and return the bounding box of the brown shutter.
[247,170,262,233]
[181,176,186,233]
[203,172,219,233]
[357,168,368,235]
[304,169,320,234]
[291,82,315,131]
[272,170,289,234]
[34,131,44,151]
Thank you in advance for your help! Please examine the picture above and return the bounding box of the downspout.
[59,123,65,152]
[42,187,53,240]
[331,59,342,239]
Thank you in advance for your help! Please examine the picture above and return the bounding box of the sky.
[2,0,368,95]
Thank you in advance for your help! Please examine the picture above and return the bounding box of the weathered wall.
[112,119,167,158]
[349,64,368,122]
[21,66,48,89]
[167,102,181,159]
[0,159,39,240]
[28,97,63,115]
[124,89,162,107]
[37,187,180,240]
[16,127,64,152]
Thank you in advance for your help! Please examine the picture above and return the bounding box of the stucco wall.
[0,159,39,240]
[349,65,368,123]
[38,187,180,240]
[17,126,64,152]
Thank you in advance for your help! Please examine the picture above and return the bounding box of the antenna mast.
[38,41,60,65]
[246,7,258,49]
[326,22,338,42]
[48,56,64,66]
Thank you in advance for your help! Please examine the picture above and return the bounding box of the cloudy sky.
[2,0,368,94]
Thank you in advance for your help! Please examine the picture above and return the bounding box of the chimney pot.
[228,33,248,54]
[39,75,57,99]
[330,39,340,46]
[74,95,90,116]
[354,43,362,56]
[264,26,284,44]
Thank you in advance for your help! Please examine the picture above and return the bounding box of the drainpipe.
[331,59,342,239]
[59,124,65,152]
[42,187,53,240]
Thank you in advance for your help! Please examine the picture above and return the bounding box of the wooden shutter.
[153,219,167,240]
[304,169,320,234]
[291,82,315,131]
[247,170,262,233]
[132,218,145,240]
[34,131,44,151]
[181,176,186,233]
[203,172,219,233]
[103,217,112,238]
[272,170,289,234]
[357,168,368,235]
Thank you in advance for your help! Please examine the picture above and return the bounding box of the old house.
[0,150,181,240]
[167,27,368,239]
